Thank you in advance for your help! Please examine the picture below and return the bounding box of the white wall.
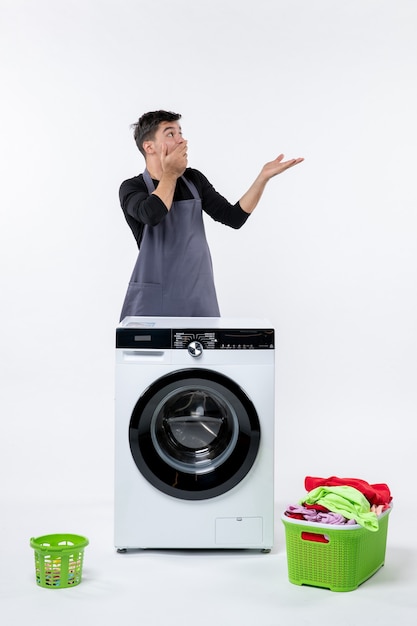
[1,0,416,511]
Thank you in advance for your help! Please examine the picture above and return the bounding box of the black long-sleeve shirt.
[119,167,250,247]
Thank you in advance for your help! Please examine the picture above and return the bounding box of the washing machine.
[114,316,275,551]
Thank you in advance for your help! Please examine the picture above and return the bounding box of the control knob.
[187,340,203,358]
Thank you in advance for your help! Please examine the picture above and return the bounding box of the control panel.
[173,329,274,350]
[116,327,274,350]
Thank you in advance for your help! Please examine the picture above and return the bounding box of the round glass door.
[129,369,260,500]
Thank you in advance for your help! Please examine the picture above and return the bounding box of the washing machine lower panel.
[114,448,274,549]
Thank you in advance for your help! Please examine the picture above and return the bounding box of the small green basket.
[30,534,89,589]
[281,507,391,592]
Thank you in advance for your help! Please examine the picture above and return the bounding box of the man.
[119,110,303,319]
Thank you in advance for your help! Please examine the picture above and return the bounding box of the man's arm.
[239,154,304,214]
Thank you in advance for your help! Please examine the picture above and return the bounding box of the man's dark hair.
[131,110,182,157]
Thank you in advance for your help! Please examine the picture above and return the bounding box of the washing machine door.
[129,368,260,500]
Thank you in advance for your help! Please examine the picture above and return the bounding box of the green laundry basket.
[281,507,391,592]
[30,534,89,589]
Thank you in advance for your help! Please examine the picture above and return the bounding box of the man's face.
[152,120,185,155]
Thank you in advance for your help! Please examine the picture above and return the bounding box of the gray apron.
[120,169,220,319]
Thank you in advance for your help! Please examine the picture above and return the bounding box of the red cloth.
[304,476,392,506]
[303,502,329,513]
[301,532,329,544]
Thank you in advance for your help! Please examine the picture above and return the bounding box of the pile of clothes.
[284,476,392,532]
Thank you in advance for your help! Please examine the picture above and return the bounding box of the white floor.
[2,494,416,626]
